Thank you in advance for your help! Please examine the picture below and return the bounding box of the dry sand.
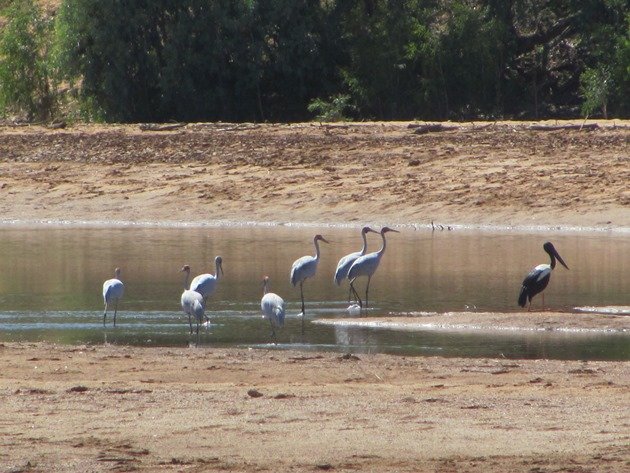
[1,342,628,472]
[0,120,628,229]
[0,120,629,472]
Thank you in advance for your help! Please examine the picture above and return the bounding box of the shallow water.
[0,226,628,360]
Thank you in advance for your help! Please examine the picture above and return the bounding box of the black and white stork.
[518,242,569,311]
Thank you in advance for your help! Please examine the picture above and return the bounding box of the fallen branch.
[138,123,186,132]
[410,123,458,134]
[528,123,599,131]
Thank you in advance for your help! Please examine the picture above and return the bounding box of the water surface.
[0,226,627,360]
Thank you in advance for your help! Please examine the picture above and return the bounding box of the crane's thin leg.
[268,318,277,344]
[347,285,353,303]
[365,276,372,309]
[188,314,193,334]
[103,304,107,327]
[113,300,118,327]
[300,281,305,334]
[528,298,532,312]
[349,278,363,307]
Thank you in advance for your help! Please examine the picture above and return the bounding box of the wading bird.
[518,242,569,311]
[180,265,206,334]
[103,267,124,327]
[261,276,285,341]
[334,226,378,300]
[290,234,329,322]
[347,227,399,308]
[190,256,224,303]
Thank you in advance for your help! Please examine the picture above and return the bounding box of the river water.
[0,226,627,360]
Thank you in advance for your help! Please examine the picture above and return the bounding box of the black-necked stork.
[518,242,569,310]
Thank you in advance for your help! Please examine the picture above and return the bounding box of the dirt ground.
[0,341,628,473]
[0,120,628,229]
[0,121,629,472]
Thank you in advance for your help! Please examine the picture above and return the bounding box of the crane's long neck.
[214,259,221,279]
[377,232,388,255]
[313,238,321,260]
[183,270,190,290]
[263,280,269,295]
[360,231,368,255]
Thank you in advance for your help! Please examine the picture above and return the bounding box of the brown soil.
[0,120,628,229]
[1,342,628,472]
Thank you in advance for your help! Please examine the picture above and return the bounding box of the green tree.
[0,0,54,121]
[580,66,611,118]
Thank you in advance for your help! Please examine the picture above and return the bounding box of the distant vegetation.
[0,0,628,122]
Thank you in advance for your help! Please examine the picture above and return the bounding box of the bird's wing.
[348,252,378,279]
[521,265,551,287]
[334,252,360,284]
[192,299,205,321]
[191,274,215,294]
[290,256,315,285]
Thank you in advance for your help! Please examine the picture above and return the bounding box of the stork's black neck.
[547,249,556,269]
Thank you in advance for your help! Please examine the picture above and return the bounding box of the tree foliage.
[0,0,54,120]
[0,0,628,122]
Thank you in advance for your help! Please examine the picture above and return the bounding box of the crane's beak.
[321,237,330,244]
[219,261,224,276]
[554,249,569,270]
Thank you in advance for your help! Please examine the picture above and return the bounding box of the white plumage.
[261,276,285,340]
[190,256,223,302]
[181,289,206,335]
[291,234,328,332]
[334,226,377,286]
[290,234,329,317]
[180,264,207,334]
[347,226,399,308]
[103,267,124,327]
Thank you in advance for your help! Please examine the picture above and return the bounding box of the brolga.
[103,267,124,327]
[180,265,206,334]
[190,256,224,303]
[261,276,286,342]
[334,226,378,301]
[290,234,329,329]
[347,226,399,309]
[518,242,569,311]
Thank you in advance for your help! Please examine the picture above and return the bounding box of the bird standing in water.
[347,227,399,309]
[518,242,569,311]
[261,276,285,342]
[180,265,206,334]
[103,267,124,327]
[334,226,378,301]
[290,234,329,331]
[190,256,223,303]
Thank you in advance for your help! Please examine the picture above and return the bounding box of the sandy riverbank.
[0,120,628,230]
[0,341,628,472]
